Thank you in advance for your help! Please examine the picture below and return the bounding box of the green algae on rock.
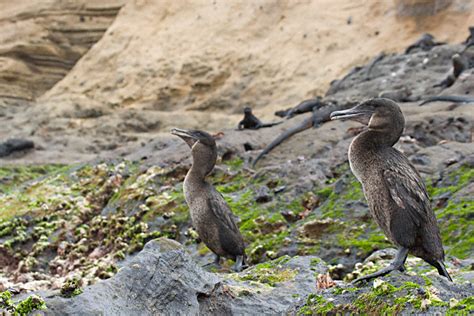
[298,276,473,315]
[0,290,47,315]
[231,255,297,287]
[0,162,171,290]
[427,164,474,259]
[0,155,472,298]
[60,278,84,298]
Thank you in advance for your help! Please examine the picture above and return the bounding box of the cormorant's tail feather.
[432,260,453,282]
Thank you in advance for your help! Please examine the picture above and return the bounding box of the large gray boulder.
[43,238,220,315]
[41,238,327,315]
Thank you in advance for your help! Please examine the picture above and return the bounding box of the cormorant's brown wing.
[207,189,241,234]
[383,164,431,227]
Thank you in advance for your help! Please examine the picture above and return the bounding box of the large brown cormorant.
[171,128,246,271]
[330,98,452,283]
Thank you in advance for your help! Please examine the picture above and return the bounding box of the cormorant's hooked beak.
[330,107,373,125]
[171,128,198,147]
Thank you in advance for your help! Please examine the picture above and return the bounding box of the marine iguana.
[252,100,356,167]
[238,107,282,130]
[419,95,474,106]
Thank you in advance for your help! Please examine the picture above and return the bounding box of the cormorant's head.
[330,98,405,134]
[244,107,252,114]
[171,128,216,148]
[171,128,217,176]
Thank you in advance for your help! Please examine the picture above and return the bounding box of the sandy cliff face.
[38,0,474,117]
[0,0,124,105]
[0,0,473,163]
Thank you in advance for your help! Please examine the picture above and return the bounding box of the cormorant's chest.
[183,178,213,221]
[348,139,372,183]
[183,179,204,207]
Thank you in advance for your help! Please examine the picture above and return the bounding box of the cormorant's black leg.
[214,254,221,265]
[353,248,409,284]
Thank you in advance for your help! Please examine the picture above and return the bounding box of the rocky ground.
[1,0,474,315]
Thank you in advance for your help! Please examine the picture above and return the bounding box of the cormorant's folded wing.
[383,166,431,227]
[207,191,241,234]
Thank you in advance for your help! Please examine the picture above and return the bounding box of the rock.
[0,138,34,157]
[255,185,272,203]
[294,272,474,315]
[395,0,451,17]
[298,219,341,239]
[200,255,328,315]
[243,142,254,151]
[410,153,431,166]
[43,238,220,315]
[40,240,474,315]
[280,210,299,223]
[294,247,474,314]
[378,86,412,102]
[41,238,328,315]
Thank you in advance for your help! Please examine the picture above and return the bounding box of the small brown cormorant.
[171,128,246,271]
[238,107,282,130]
[330,98,452,283]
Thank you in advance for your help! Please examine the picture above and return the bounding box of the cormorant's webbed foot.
[353,248,409,284]
[233,255,244,272]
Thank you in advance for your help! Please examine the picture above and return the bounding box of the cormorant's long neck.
[353,127,401,151]
[185,145,217,184]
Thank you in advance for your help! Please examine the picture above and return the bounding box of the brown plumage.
[330,98,452,283]
[171,128,246,271]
